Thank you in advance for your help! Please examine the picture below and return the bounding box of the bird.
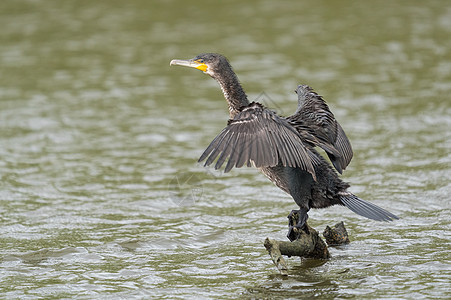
[170,53,398,241]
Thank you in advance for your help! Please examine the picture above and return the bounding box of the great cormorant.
[170,53,398,241]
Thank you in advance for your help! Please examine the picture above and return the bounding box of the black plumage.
[199,102,320,177]
[170,53,398,240]
[288,85,353,174]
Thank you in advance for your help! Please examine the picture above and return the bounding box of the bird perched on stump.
[170,53,398,241]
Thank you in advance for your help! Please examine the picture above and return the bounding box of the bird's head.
[170,53,231,79]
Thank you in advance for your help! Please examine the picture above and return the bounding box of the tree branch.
[264,211,350,275]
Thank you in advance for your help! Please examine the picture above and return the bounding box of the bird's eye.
[198,59,204,63]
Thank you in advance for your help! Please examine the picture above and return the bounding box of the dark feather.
[198,102,317,179]
[339,193,399,221]
[287,85,353,174]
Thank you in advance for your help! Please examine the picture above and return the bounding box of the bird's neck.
[215,72,249,118]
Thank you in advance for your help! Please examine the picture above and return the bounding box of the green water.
[0,0,450,299]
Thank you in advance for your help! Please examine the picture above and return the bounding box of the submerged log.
[263,238,288,276]
[264,222,330,275]
[265,223,329,260]
[264,211,349,275]
[323,221,350,245]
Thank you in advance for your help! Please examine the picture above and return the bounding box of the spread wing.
[287,85,353,174]
[198,102,319,179]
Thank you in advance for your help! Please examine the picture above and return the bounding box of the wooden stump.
[264,211,349,275]
[323,221,350,246]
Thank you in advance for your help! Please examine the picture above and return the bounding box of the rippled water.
[0,0,450,299]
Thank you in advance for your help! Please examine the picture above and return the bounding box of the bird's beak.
[170,59,208,72]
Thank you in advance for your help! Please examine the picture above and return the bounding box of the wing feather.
[287,85,353,174]
[216,131,236,171]
[198,102,316,178]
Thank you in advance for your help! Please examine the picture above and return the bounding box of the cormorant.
[170,53,398,241]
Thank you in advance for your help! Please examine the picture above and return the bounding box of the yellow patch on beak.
[195,63,208,72]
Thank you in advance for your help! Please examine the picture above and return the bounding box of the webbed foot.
[287,208,310,241]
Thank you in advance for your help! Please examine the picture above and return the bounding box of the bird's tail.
[339,192,399,221]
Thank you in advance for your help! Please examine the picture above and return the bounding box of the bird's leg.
[287,207,310,241]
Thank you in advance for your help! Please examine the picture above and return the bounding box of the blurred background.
[0,0,450,298]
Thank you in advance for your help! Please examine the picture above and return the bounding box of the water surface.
[0,0,450,299]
